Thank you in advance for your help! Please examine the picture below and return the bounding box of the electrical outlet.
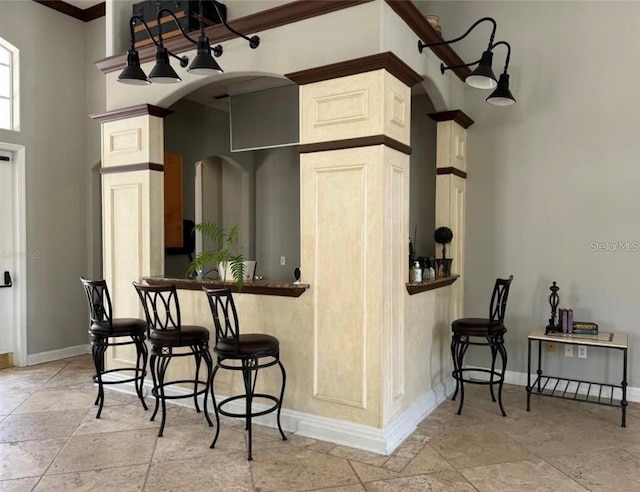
[578,345,587,358]
[280,256,286,266]
[545,342,556,352]
[565,345,574,357]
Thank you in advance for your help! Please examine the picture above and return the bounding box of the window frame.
[0,37,19,132]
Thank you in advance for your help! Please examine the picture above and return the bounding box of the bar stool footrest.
[453,367,504,385]
[217,393,280,419]
[151,379,209,399]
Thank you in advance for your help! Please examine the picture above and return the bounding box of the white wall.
[0,2,105,355]
[424,1,640,384]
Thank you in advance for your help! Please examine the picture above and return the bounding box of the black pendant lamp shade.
[486,73,515,106]
[118,49,150,85]
[187,36,223,75]
[148,47,182,83]
[418,17,517,105]
[465,50,498,90]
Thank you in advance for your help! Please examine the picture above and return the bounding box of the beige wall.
[425,1,640,383]
[0,2,105,355]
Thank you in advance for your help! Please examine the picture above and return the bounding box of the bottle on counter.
[427,258,436,281]
[412,260,423,283]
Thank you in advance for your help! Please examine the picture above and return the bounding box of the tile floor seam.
[540,456,595,492]
[141,433,160,491]
[345,458,368,491]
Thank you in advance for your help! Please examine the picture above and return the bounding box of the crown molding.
[33,1,105,22]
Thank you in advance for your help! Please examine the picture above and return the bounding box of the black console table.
[526,329,628,427]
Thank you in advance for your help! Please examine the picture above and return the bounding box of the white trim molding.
[102,373,456,455]
[27,344,90,366]
[0,143,27,367]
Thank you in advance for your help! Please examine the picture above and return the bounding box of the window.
[0,37,18,131]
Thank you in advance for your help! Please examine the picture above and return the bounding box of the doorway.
[0,144,26,367]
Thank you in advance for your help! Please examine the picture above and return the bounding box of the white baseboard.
[102,373,456,455]
[27,344,90,366]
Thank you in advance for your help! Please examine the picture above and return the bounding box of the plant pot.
[434,258,453,278]
[218,261,257,282]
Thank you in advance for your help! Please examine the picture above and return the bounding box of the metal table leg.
[526,337,532,411]
[621,347,628,428]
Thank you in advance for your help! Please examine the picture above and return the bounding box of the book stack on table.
[558,308,598,335]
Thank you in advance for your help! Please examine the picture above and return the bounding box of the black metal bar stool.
[450,275,514,416]
[80,278,148,418]
[204,287,287,461]
[133,282,213,437]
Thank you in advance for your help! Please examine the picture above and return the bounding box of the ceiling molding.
[33,1,105,22]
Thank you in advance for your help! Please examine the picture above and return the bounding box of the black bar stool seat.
[80,278,148,419]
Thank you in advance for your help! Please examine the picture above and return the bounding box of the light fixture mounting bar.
[418,16,497,53]
[211,0,260,49]
[132,13,188,67]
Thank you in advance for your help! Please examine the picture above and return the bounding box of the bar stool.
[80,278,148,418]
[450,275,514,416]
[133,282,213,437]
[204,287,287,461]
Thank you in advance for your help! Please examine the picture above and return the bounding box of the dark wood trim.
[144,277,309,298]
[90,104,174,123]
[100,163,164,174]
[83,2,105,22]
[384,0,470,83]
[286,52,422,87]
[428,110,474,129]
[437,167,467,179]
[299,135,411,155]
[406,274,459,295]
[33,1,105,22]
[96,0,373,74]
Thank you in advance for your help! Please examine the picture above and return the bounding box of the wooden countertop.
[143,276,309,298]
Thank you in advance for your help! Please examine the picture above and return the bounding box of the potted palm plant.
[186,222,247,291]
[433,226,453,278]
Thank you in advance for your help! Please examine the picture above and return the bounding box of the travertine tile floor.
[1,355,639,491]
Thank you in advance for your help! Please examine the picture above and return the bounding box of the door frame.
[0,142,27,366]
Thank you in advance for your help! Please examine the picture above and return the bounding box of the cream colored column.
[91,105,171,369]
[295,62,418,428]
[431,111,473,320]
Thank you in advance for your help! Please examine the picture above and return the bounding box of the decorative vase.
[218,261,257,282]
[434,258,453,278]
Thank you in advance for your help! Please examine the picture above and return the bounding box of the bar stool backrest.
[133,283,182,339]
[488,275,514,333]
[204,288,240,354]
[80,277,113,331]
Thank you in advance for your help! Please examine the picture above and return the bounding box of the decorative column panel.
[429,110,473,320]
[288,53,420,428]
[91,104,173,369]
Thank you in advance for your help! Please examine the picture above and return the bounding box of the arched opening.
[162,73,300,281]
